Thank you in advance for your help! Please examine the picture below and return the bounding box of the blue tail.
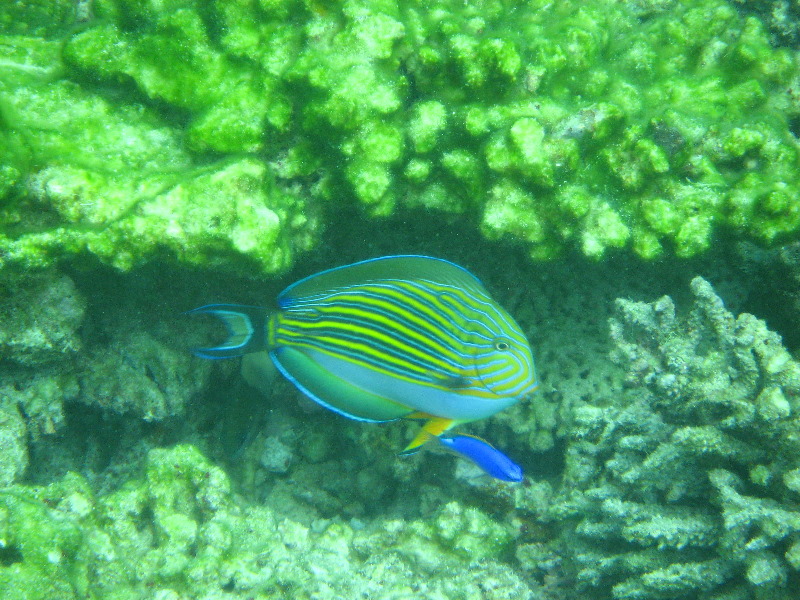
[188,304,270,359]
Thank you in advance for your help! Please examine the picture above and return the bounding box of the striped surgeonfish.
[191,255,537,458]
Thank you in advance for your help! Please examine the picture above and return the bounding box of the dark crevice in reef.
[0,545,23,567]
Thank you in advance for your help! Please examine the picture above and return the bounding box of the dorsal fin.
[278,255,488,308]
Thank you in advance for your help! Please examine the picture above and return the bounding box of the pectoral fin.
[400,416,455,455]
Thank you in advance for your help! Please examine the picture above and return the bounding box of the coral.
[0,1,796,269]
[0,268,84,438]
[2,0,781,265]
[610,277,800,429]
[0,35,318,275]
[534,277,800,599]
[0,444,534,599]
[259,435,294,474]
[0,403,27,486]
[353,500,516,570]
[732,0,800,48]
[0,267,84,367]
[0,263,211,441]
[76,327,209,421]
[0,472,93,600]
[0,0,84,37]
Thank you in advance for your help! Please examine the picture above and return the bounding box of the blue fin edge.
[188,304,268,359]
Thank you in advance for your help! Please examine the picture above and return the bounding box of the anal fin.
[400,417,455,455]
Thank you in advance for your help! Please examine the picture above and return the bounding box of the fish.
[191,255,537,455]
[438,434,524,482]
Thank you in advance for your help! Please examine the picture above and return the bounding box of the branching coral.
[533,277,800,599]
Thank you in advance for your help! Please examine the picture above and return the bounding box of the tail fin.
[188,304,270,359]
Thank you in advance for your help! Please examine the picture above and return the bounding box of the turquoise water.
[1,2,799,599]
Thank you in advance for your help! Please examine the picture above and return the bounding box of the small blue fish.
[191,255,537,455]
[438,434,523,482]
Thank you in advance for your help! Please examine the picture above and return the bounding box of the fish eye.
[494,340,510,351]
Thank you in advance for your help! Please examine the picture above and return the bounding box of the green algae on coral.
[0,33,317,275]
[0,0,82,38]
[3,0,799,273]
[0,444,532,600]
[0,473,91,600]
